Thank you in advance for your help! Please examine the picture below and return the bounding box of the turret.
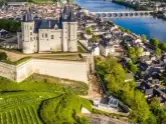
[22,12,35,54]
[68,11,77,52]
[62,5,78,52]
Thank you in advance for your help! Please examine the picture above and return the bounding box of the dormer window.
[54,24,58,29]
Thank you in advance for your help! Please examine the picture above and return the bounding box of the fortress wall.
[32,59,88,83]
[16,59,34,82]
[0,59,89,83]
[0,62,16,81]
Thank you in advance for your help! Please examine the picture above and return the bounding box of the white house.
[100,44,115,56]
[134,39,142,44]
[142,51,151,56]
[89,44,100,56]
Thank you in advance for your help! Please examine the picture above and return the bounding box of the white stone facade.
[18,21,78,54]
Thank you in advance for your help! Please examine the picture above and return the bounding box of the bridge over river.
[90,11,153,18]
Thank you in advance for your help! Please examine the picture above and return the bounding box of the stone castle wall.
[0,62,16,81]
[0,59,89,83]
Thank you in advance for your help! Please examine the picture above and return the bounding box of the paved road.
[86,114,130,124]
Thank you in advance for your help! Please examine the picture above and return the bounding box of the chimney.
[49,20,51,28]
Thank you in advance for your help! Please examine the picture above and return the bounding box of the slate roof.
[145,89,153,96]
[23,12,33,22]
[34,19,62,33]
[23,5,76,33]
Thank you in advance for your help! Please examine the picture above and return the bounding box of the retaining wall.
[0,59,89,83]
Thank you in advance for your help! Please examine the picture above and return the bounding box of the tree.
[144,113,156,124]
[155,48,161,55]
[91,35,99,43]
[0,0,6,5]
[84,27,92,35]
[95,56,152,123]
[119,27,125,32]
[130,91,151,123]
[150,97,160,113]
[0,19,21,32]
[150,38,159,47]
[0,52,7,61]
[67,0,73,4]
[149,97,166,124]
[96,56,126,93]
[125,29,131,34]
[126,62,138,74]
[161,70,166,85]
[40,91,91,124]
[127,47,136,61]
[141,34,147,41]
[135,47,143,57]
[159,42,166,51]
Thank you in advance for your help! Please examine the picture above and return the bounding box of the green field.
[0,74,91,124]
[0,91,60,124]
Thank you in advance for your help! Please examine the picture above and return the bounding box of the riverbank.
[74,0,166,41]
[112,0,148,10]
[111,0,166,22]
[152,12,166,21]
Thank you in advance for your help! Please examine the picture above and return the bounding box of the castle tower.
[68,11,77,52]
[62,5,78,52]
[62,21,69,52]
[22,12,35,54]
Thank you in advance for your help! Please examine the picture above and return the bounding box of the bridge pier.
[91,11,153,18]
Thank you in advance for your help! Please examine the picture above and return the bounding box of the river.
[74,0,166,41]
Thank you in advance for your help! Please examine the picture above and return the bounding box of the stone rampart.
[0,59,90,83]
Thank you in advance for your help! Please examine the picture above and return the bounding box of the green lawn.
[0,91,60,124]
[0,73,88,95]
[0,74,91,124]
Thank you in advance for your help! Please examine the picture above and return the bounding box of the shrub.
[40,91,92,124]
[0,52,7,61]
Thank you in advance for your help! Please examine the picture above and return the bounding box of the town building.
[17,5,78,54]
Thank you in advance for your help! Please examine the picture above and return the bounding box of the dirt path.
[80,74,102,99]
[0,49,80,62]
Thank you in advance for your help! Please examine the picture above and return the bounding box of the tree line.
[95,56,166,124]
[0,19,21,32]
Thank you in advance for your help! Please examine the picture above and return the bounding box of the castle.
[17,6,78,54]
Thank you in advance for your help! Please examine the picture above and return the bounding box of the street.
[86,114,130,124]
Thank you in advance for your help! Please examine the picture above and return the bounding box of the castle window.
[30,37,33,41]
[30,32,32,35]
[30,26,32,30]
[42,34,44,38]
[51,35,54,39]
[45,33,48,38]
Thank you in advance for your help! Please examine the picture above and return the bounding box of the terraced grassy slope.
[0,105,42,124]
[0,91,63,124]
[0,74,91,124]
[0,91,61,124]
